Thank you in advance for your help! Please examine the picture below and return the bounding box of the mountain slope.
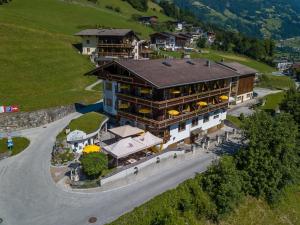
[0,0,170,111]
[173,0,300,39]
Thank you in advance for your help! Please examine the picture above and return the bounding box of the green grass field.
[261,92,285,111]
[159,49,276,74]
[0,0,169,111]
[258,74,296,90]
[57,112,106,141]
[0,137,30,156]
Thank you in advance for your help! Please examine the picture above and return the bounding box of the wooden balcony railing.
[118,102,229,129]
[98,52,132,57]
[98,43,133,48]
[117,87,230,110]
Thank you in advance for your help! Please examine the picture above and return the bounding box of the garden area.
[0,137,30,158]
[56,112,107,142]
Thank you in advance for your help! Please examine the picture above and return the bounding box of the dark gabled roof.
[218,62,258,75]
[88,59,257,89]
[75,29,134,37]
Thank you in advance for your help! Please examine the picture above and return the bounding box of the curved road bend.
[0,113,216,225]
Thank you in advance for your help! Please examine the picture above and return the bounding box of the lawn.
[260,92,285,111]
[0,0,169,112]
[159,49,276,74]
[258,74,296,90]
[57,112,107,141]
[0,137,30,156]
[0,24,100,111]
[226,115,243,128]
[0,0,164,38]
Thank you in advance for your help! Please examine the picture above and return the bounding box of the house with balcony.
[150,32,189,51]
[75,28,151,63]
[87,59,256,149]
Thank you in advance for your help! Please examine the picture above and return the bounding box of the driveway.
[228,87,282,117]
[0,113,226,225]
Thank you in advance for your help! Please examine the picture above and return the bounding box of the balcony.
[98,43,133,48]
[117,87,230,110]
[98,52,132,57]
[118,102,229,129]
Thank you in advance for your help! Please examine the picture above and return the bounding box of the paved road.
[0,113,218,225]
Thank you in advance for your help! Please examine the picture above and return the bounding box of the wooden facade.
[237,74,255,95]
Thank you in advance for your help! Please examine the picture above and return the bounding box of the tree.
[80,152,108,178]
[200,156,243,216]
[196,37,207,49]
[235,111,299,202]
[280,88,300,124]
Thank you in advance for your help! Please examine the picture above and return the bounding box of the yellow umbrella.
[139,108,151,114]
[197,101,208,107]
[83,145,101,154]
[140,88,151,94]
[168,110,180,116]
[171,90,181,94]
[119,103,129,109]
[120,84,130,89]
[219,95,229,101]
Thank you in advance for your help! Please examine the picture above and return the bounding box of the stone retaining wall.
[0,105,76,132]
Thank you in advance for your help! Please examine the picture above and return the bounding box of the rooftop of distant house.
[74,28,134,37]
[88,59,257,89]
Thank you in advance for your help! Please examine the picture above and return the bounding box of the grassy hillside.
[219,185,300,225]
[0,0,170,111]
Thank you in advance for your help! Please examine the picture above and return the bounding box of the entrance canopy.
[108,125,144,138]
[103,132,163,159]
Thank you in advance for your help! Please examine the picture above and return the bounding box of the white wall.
[236,91,253,104]
[163,110,227,148]
[81,35,98,55]
[103,80,117,116]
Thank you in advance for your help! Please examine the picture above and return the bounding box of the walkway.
[85,80,102,91]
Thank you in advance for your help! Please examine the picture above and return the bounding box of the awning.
[83,145,101,154]
[103,132,163,159]
[108,125,144,138]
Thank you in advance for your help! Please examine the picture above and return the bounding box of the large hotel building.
[88,59,256,149]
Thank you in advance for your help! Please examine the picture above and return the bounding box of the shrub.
[200,157,243,216]
[81,152,108,178]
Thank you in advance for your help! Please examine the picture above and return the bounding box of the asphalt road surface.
[0,113,217,225]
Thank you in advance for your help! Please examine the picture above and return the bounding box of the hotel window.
[178,121,186,132]
[86,40,90,44]
[105,82,112,91]
[247,93,251,98]
[213,114,219,119]
[203,114,209,123]
[106,98,112,107]
[192,117,198,127]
